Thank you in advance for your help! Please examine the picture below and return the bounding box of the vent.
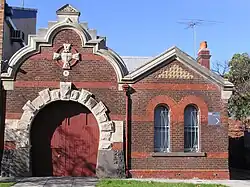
[11,29,25,42]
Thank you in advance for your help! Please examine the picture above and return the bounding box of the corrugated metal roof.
[121,56,153,72]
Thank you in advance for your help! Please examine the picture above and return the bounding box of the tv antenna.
[177,19,222,58]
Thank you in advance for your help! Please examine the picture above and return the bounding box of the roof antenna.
[177,19,222,58]
[22,0,24,8]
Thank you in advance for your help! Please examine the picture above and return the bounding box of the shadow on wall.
[0,90,6,175]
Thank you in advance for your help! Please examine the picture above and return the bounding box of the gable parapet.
[1,4,128,86]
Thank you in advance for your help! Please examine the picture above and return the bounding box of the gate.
[31,101,99,176]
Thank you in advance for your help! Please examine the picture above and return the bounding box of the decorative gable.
[155,64,194,80]
[1,3,128,87]
[56,4,80,15]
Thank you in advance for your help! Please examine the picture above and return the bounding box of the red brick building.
[0,4,234,179]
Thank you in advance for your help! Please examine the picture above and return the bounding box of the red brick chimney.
[197,41,211,69]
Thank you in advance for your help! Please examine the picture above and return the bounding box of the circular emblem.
[53,43,80,70]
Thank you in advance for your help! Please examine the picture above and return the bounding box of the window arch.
[184,105,199,152]
[154,105,170,152]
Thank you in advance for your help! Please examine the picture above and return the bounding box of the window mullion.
[160,111,164,152]
[191,111,193,151]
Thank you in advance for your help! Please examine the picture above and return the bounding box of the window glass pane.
[154,105,169,152]
[184,105,198,152]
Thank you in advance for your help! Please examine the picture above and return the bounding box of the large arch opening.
[1,86,121,178]
[30,101,99,177]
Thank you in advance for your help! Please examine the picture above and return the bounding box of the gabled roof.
[122,46,234,90]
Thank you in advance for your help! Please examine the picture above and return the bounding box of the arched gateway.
[1,82,123,177]
[1,4,126,178]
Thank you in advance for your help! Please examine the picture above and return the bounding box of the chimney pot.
[200,41,207,50]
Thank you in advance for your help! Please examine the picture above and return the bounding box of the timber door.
[31,101,99,177]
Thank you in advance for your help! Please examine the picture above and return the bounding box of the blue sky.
[7,0,250,67]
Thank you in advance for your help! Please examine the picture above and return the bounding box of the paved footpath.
[0,177,98,187]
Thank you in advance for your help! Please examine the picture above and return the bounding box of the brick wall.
[6,29,126,120]
[3,28,127,177]
[129,60,229,179]
[228,119,250,169]
[4,27,230,179]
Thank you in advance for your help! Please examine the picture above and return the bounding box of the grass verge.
[97,179,227,187]
[0,183,14,187]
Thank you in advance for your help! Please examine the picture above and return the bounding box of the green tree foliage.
[227,53,250,120]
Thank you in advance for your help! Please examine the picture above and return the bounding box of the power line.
[177,19,222,58]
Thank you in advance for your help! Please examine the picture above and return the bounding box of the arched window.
[184,105,199,152]
[154,105,170,152]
